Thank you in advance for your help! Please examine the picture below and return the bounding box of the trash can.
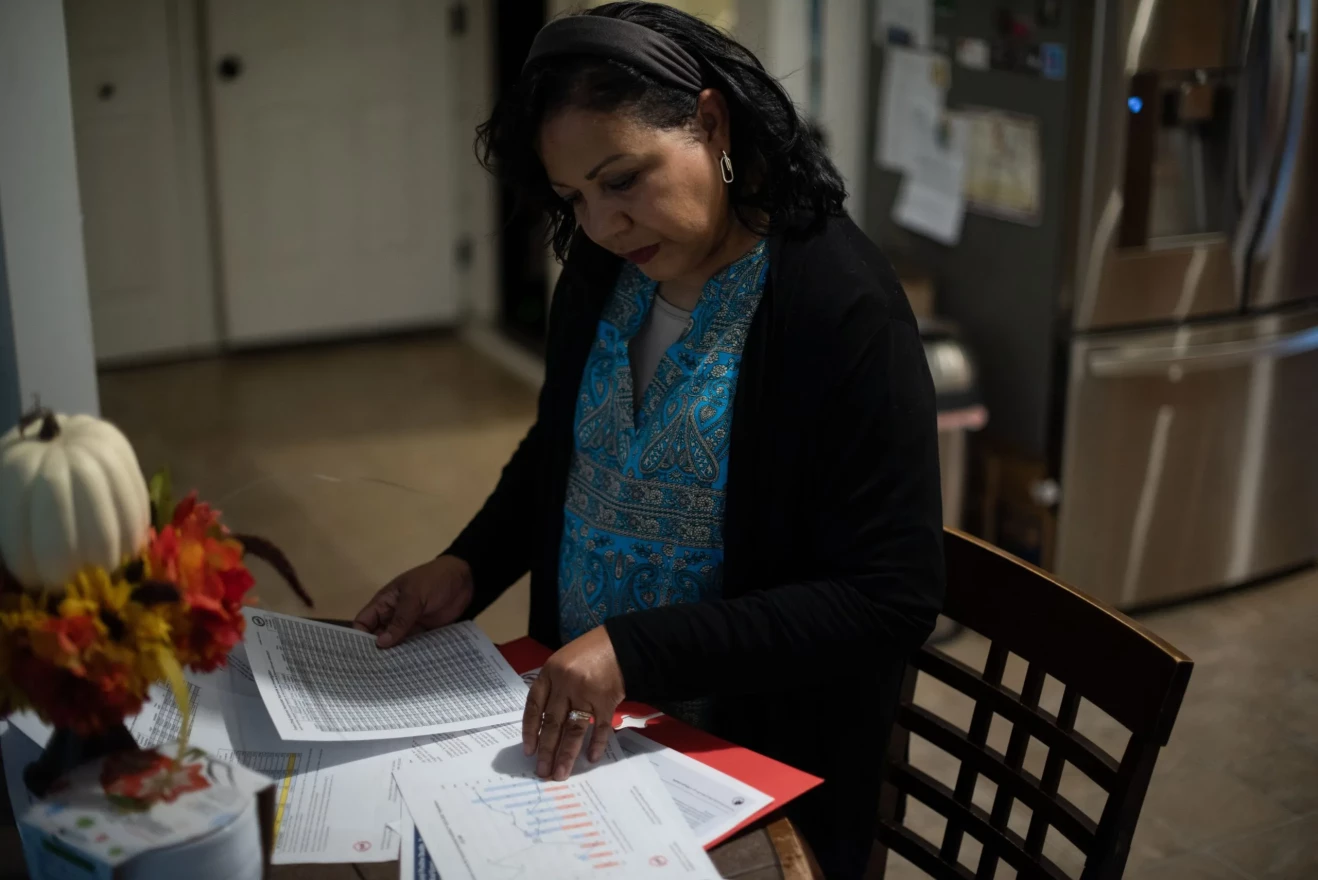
[919,318,986,643]
[919,318,987,530]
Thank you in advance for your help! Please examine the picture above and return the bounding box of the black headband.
[522,16,704,94]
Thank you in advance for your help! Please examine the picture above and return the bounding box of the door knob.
[217,55,244,82]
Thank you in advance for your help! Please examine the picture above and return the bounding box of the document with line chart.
[241,609,529,741]
[395,738,719,879]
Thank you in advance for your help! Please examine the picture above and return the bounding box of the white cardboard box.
[17,744,274,879]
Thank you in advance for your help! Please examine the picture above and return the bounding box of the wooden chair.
[872,530,1193,880]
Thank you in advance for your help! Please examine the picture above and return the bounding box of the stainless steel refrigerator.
[863,0,1318,608]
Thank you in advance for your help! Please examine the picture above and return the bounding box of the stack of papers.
[3,609,780,877]
[395,737,718,879]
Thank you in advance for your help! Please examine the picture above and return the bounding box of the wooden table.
[0,745,820,880]
[1,619,822,879]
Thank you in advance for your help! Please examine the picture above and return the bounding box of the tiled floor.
[99,333,538,643]
[100,336,1318,879]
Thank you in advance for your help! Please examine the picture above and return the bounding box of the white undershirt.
[629,294,692,410]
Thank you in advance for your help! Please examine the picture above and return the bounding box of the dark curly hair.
[475,1,847,262]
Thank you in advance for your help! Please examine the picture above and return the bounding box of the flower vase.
[23,722,139,798]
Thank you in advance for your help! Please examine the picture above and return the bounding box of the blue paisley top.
[558,241,769,643]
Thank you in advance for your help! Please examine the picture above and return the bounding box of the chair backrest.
[874,530,1193,880]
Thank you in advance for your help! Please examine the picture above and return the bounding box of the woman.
[353,4,944,875]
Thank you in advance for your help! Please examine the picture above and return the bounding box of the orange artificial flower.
[102,750,211,806]
[145,493,255,672]
[29,615,100,674]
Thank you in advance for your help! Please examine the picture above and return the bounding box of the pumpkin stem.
[17,402,60,441]
[37,411,60,441]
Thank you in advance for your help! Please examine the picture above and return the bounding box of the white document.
[955,36,991,70]
[212,740,402,864]
[221,677,528,865]
[894,116,969,245]
[396,737,719,880]
[5,679,233,754]
[876,48,948,173]
[242,609,528,741]
[399,728,769,873]
[957,107,1044,224]
[616,730,771,847]
[400,807,440,880]
[873,0,933,47]
[130,681,234,752]
[215,687,404,864]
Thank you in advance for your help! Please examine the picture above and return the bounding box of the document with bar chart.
[394,738,719,879]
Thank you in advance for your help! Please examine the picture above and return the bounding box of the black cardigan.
[448,213,944,878]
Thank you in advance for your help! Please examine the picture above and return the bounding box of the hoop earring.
[720,150,734,184]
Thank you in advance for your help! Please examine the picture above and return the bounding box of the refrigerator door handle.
[1253,0,1312,262]
[1235,0,1263,204]
[1088,324,1318,377]
[1230,0,1295,295]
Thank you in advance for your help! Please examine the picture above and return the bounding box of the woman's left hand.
[523,626,626,781]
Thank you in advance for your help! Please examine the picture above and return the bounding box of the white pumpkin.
[0,410,151,590]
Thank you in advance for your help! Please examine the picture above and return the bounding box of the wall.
[735,0,810,109]
[0,215,20,427]
[458,0,500,326]
[819,0,869,225]
[0,0,100,424]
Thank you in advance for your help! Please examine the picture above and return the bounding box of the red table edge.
[497,637,822,849]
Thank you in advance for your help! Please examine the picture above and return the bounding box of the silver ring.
[566,709,593,724]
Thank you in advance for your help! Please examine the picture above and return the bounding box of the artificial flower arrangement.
[0,406,309,795]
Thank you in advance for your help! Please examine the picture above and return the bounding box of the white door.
[64,0,218,363]
[206,0,459,344]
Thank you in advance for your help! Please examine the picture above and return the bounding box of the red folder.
[497,637,822,848]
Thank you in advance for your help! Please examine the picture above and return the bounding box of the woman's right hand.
[352,555,475,648]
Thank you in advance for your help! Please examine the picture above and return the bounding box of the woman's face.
[539,91,733,284]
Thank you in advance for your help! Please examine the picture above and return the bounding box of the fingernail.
[523,742,534,756]
[536,761,549,777]
[554,766,568,781]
